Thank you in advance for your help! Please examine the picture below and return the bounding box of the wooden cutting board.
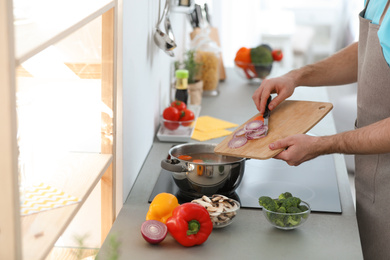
[214,100,333,160]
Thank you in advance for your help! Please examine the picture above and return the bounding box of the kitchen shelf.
[21,152,112,260]
[14,0,114,65]
[1,0,118,258]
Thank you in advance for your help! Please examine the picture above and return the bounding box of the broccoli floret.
[291,197,301,207]
[259,196,279,211]
[299,205,310,219]
[273,216,285,227]
[278,192,293,200]
[277,207,287,213]
[286,206,302,214]
[285,215,301,227]
[250,46,273,64]
[259,196,273,206]
[275,199,283,207]
[285,207,302,227]
[281,197,301,209]
[268,212,285,227]
[281,197,295,209]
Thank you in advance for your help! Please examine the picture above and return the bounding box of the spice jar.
[175,69,189,105]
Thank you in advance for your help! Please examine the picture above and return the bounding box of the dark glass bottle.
[175,69,189,105]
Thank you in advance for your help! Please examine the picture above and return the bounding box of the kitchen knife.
[204,3,211,25]
[263,96,272,135]
[195,4,202,27]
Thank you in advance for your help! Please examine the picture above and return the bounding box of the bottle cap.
[176,69,189,79]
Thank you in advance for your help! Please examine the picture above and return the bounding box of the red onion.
[246,125,268,139]
[234,128,246,137]
[246,129,267,140]
[244,120,263,131]
[228,136,248,148]
[141,220,167,244]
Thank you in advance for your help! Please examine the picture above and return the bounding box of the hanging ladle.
[164,3,175,43]
[154,0,176,57]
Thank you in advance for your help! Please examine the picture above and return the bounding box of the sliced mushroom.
[192,194,239,227]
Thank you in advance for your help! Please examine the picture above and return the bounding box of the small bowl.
[191,195,240,228]
[262,201,311,230]
[234,61,273,83]
[160,116,195,133]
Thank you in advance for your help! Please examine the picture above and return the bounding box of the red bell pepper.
[166,203,213,247]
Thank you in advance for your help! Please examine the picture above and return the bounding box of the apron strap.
[379,0,390,25]
[365,0,371,9]
[362,0,371,17]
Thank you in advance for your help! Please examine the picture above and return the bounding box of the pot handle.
[161,159,188,172]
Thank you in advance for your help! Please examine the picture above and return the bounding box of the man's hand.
[269,134,322,166]
[252,72,297,114]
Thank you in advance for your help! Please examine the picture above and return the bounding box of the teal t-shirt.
[364,0,390,66]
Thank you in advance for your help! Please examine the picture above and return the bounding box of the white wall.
[121,0,187,201]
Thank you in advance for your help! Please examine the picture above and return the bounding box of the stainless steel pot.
[161,143,246,198]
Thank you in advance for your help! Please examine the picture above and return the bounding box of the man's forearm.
[289,42,359,88]
[319,117,390,155]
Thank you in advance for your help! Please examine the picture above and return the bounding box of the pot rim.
[168,143,246,165]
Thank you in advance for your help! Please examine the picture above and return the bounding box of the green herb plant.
[175,50,202,84]
[96,233,121,260]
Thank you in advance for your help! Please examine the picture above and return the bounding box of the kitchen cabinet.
[0,0,118,259]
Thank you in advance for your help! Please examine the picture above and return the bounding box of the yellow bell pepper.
[146,192,179,224]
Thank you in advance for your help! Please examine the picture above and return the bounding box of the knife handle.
[263,96,272,118]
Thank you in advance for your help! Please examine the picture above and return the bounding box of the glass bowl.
[262,201,311,230]
[234,61,273,84]
[191,194,240,228]
[160,116,195,134]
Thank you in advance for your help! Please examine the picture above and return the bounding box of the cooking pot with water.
[161,143,246,198]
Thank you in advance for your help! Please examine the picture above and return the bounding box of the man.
[252,0,390,259]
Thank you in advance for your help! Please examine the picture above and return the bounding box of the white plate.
[157,105,201,142]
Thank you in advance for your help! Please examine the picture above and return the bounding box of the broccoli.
[278,192,293,200]
[267,211,285,227]
[273,215,286,227]
[250,44,274,79]
[285,207,302,227]
[259,196,279,211]
[299,205,310,219]
[259,196,273,206]
[259,192,310,228]
[281,197,301,209]
[275,199,284,208]
[250,45,273,64]
[291,197,301,207]
[281,197,295,209]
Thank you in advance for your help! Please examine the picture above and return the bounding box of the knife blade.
[263,96,272,135]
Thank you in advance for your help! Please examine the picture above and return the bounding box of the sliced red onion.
[245,126,268,140]
[246,132,265,140]
[228,136,248,149]
[244,120,264,131]
[234,128,246,137]
[141,220,167,244]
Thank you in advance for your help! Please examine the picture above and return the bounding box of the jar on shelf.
[190,28,221,96]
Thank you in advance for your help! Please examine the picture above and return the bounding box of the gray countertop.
[98,68,363,259]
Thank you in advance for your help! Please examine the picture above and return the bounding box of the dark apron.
[356,0,390,259]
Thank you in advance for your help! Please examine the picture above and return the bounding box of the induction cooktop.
[149,154,342,213]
